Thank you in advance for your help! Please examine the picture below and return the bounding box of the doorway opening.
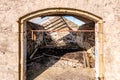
[19,8,104,80]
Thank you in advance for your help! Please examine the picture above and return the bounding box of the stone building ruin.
[0,0,120,80]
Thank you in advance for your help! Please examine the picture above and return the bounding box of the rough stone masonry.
[0,0,120,80]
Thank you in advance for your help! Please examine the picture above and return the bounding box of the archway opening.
[27,15,95,80]
[19,8,104,80]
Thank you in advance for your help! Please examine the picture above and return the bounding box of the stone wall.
[0,0,120,80]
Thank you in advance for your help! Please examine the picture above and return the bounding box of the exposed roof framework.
[29,16,84,31]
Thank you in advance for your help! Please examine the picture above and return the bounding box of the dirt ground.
[27,50,95,80]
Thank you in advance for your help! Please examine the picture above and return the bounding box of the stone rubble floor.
[27,51,95,80]
[34,64,95,80]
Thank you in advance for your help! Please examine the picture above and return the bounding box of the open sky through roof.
[30,16,85,26]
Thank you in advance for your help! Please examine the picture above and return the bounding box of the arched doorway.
[18,8,104,80]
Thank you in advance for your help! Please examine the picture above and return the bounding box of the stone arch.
[18,8,104,80]
[19,8,102,23]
